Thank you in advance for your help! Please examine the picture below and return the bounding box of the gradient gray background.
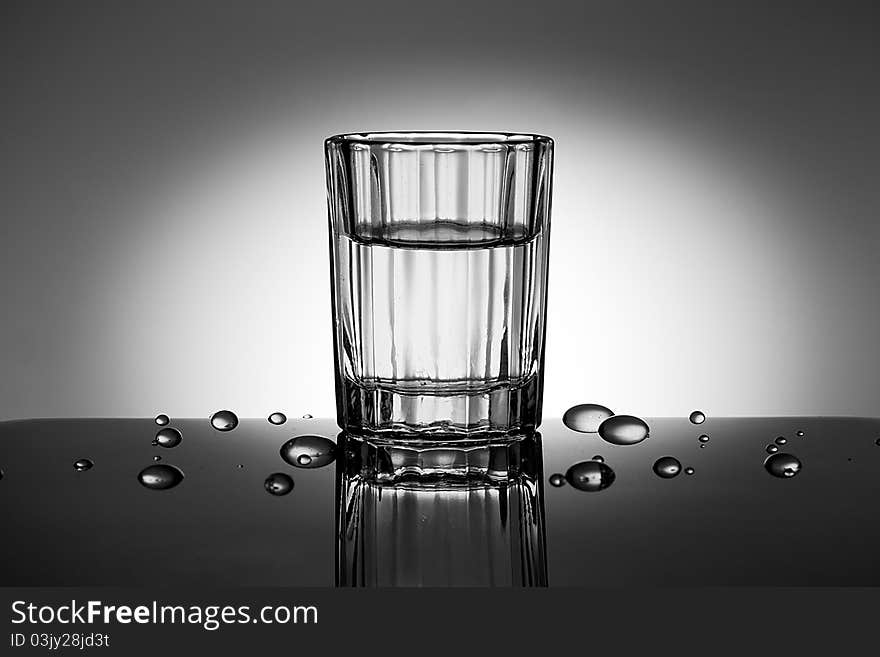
[2,1,878,421]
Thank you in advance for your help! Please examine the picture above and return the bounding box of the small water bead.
[796,430,805,437]
[0,468,4,481]
[591,455,604,463]
[237,464,244,469]
[685,467,695,475]
[302,414,313,419]
[653,456,682,479]
[151,439,159,446]
[155,427,182,448]
[549,473,566,487]
[565,460,616,492]
[689,410,706,425]
[210,410,239,432]
[153,455,162,462]
[698,434,710,444]
[562,404,615,433]
[597,415,649,446]
[764,453,802,478]
[138,464,185,490]
[775,436,787,445]
[74,458,93,472]
[875,438,880,446]
[766,444,779,454]
[268,412,287,425]
[155,414,170,426]
[280,435,337,469]
[264,473,294,496]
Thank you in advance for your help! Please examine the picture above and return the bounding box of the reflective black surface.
[1,416,879,586]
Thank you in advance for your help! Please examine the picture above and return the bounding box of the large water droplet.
[565,460,616,492]
[155,427,182,448]
[766,444,779,454]
[155,414,170,426]
[138,464,185,490]
[210,410,239,432]
[74,458,93,472]
[268,412,287,425]
[549,473,566,487]
[653,456,682,479]
[775,436,787,445]
[597,415,649,445]
[264,473,294,496]
[562,403,614,433]
[689,410,706,424]
[698,434,710,444]
[685,467,695,475]
[764,453,802,478]
[280,435,337,469]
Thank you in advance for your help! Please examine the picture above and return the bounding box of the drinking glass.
[325,132,553,437]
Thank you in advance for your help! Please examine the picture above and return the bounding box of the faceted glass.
[325,132,553,437]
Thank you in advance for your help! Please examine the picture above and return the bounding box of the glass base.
[337,375,541,440]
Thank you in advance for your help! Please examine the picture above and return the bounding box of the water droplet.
[210,410,238,431]
[764,453,802,478]
[685,467,695,475]
[0,468,4,480]
[766,444,779,454]
[875,438,880,446]
[302,414,313,419]
[775,436,787,445]
[151,439,159,446]
[565,460,616,492]
[597,415,649,445]
[237,464,244,469]
[155,414,170,426]
[562,403,614,433]
[549,473,566,487]
[155,427,182,448]
[268,412,287,425]
[689,410,706,424]
[138,464,185,490]
[74,458,93,472]
[653,456,682,479]
[796,430,805,437]
[591,455,604,463]
[280,435,337,469]
[698,434,710,444]
[152,455,162,462]
[264,473,294,496]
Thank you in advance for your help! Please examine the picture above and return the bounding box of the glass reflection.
[335,432,547,587]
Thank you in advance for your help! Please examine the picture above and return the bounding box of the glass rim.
[326,131,553,147]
